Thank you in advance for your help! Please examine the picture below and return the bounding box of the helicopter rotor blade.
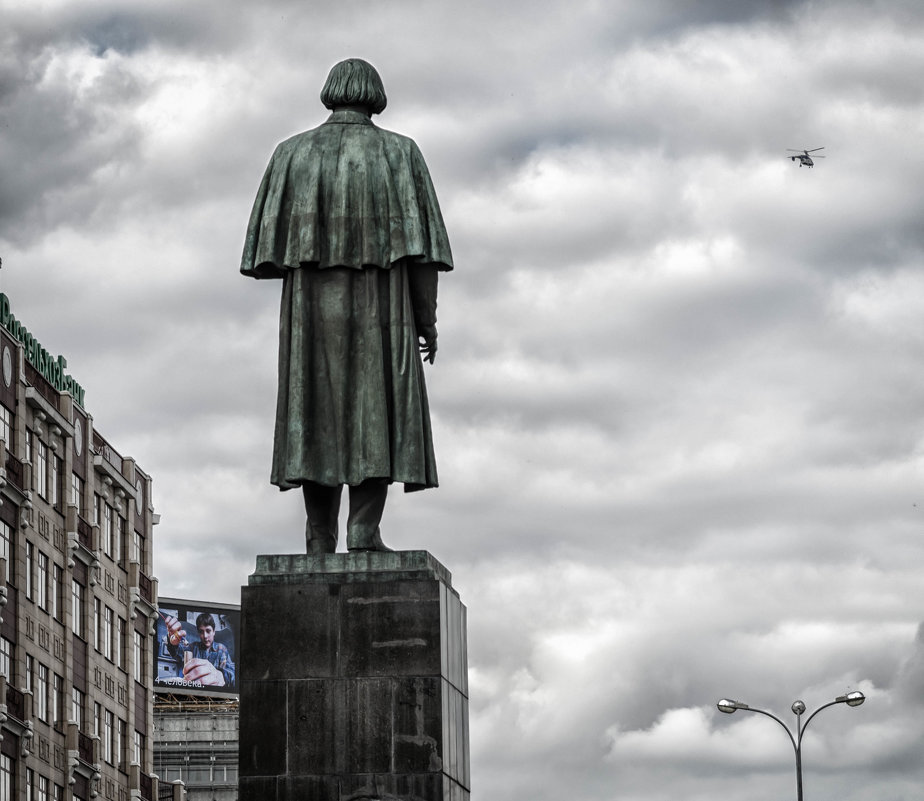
[805,147,825,152]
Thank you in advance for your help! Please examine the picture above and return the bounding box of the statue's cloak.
[241,110,453,491]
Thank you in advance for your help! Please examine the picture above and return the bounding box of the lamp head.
[791,699,806,715]
[717,699,747,714]
[837,691,866,707]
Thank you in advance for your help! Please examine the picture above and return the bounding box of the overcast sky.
[3,0,924,798]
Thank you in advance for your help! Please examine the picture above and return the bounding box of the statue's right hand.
[418,325,438,364]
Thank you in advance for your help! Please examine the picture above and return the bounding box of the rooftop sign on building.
[0,291,86,406]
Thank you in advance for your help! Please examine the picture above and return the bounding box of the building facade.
[0,299,163,801]
[153,694,239,801]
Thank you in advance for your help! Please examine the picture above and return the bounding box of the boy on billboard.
[164,612,236,689]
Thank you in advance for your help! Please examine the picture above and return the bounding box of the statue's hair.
[320,59,387,115]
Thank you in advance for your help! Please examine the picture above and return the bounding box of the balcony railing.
[4,452,23,491]
[5,683,25,721]
[139,770,154,801]
[76,515,93,550]
[25,362,60,411]
[92,431,123,473]
[78,731,94,764]
[138,570,153,604]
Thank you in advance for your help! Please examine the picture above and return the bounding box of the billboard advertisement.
[154,597,240,697]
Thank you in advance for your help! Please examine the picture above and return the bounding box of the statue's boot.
[302,482,341,554]
[346,479,391,552]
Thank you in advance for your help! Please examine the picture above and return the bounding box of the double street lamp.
[716,691,865,801]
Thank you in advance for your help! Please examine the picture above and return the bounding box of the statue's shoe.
[347,527,393,552]
[305,522,337,554]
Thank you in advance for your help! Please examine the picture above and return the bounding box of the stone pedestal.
[239,551,469,801]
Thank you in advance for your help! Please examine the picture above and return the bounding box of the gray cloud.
[2,0,924,798]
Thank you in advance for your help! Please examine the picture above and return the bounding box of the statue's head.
[321,58,388,115]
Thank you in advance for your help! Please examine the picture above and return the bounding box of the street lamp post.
[716,691,865,801]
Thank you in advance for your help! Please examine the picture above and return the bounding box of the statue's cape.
[241,110,454,278]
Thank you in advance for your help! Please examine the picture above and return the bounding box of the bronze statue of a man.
[241,59,453,553]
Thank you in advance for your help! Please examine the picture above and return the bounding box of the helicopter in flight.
[787,147,825,167]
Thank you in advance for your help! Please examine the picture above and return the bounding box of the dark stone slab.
[340,581,442,677]
[238,680,287,776]
[238,776,277,801]
[241,583,339,679]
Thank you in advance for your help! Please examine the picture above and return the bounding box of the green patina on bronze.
[241,59,452,544]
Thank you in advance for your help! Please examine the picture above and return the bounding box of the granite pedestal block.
[239,551,469,801]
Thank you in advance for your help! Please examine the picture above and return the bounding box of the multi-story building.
[152,597,240,801]
[153,693,239,801]
[0,293,166,801]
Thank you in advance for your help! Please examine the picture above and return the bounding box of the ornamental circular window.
[2,346,11,388]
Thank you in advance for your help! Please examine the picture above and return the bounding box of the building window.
[118,718,128,772]
[0,404,11,446]
[133,730,145,766]
[52,455,63,510]
[103,503,114,559]
[94,598,102,652]
[71,580,85,638]
[52,564,63,621]
[94,702,102,738]
[25,541,34,599]
[0,519,11,583]
[26,655,34,696]
[104,607,114,662]
[71,473,86,518]
[72,687,85,729]
[38,773,49,801]
[37,551,49,610]
[36,662,49,722]
[35,437,48,499]
[0,753,13,801]
[26,768,34,801]
[117,617,127,671]
[133,630,144,683]
[53,672,65,728]
[116,514,126,566]
[0,636,12,679]
[104,710,114,764]
[132,530,146,571]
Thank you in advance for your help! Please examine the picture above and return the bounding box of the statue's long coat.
[241,109,453,491]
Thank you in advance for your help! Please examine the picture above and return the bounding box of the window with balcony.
[71,473,86,518]
[72,687,85,729]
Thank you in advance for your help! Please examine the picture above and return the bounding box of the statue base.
[239,551,470,800]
